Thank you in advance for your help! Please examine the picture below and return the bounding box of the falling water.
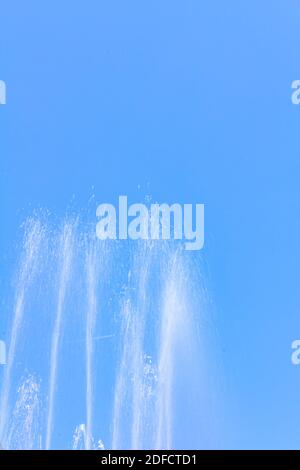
[6,375,41,450]
[155,253,187,450]
[85,240,99,450]
[46,223,75,450]
[112,243,153,450]
[72,424,87,450]
[0,213,218,449]
[0,219,44,446]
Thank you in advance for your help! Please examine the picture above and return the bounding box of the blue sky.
[1,0,300,449]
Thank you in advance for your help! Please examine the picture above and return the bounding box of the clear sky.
[1,0,300,449]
